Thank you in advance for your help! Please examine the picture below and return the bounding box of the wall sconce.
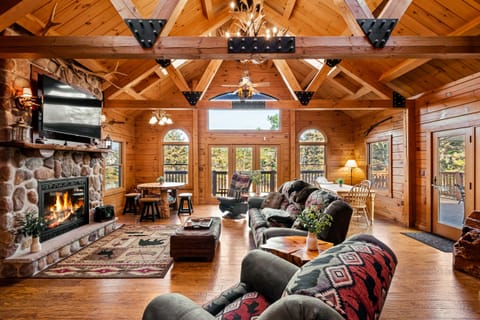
[148,111,173,126]
[345,159,358,185]
[14,87,39,110]
[104,135,112,149]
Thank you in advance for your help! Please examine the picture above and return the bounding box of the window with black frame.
[367,138,391,195]
[105,140,122,190]
[163,129,189,184]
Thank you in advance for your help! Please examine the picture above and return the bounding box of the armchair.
[217,172,252,219]
[143,234,397,320]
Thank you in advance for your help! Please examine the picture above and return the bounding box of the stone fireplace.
[0,146,117,278]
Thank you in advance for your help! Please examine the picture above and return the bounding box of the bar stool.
[139,197,161,221]
[177,193,193,215]
[123,192,141,215]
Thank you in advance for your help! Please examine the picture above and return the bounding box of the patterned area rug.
[36,224,179,278]
[402,231,455,253]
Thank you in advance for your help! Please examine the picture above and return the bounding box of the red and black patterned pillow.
[283,234,397,320]
[215,291,270,320]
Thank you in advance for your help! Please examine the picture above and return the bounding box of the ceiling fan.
[221,71,270,99]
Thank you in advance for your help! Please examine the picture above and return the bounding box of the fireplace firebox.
[38,177,89,242]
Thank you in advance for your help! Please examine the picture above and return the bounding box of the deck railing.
[211,170,278,196]
[164,170,188,183]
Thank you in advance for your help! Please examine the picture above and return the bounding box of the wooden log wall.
[131,108,356,205]
[413,73,480,231]
[102,109,136,214]
[353,109,408,225]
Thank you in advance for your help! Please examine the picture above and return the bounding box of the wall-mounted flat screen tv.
[38,74,103,143]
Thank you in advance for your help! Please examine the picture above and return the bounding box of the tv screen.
[39,75,103,142]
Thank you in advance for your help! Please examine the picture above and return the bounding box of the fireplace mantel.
[0,141,110,153]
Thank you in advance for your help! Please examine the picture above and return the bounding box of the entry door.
[432,128,473,240]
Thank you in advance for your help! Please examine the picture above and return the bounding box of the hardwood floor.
[1,205,479,319]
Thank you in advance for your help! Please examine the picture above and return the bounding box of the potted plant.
[156,176,165,184]
[336,178,344,187]
[21,210,45,253]
[249,170,262,194]
[297,204,333,251]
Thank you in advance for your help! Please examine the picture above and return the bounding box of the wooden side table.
[260,236,333,266]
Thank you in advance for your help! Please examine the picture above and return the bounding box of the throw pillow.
[260,192,285,209]
[215,291,270,320]
[283,235,398,320]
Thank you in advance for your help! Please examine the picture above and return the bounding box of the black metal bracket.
[125,19,166,48]
[393,91,406,107]
[295,91,314,106]
[155,59,171,68]
[228,36,295,54]
[182,91,202,106]
[326,59,342,68]
[357,19,398,48]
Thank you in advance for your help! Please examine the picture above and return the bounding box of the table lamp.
[345,159,358,185]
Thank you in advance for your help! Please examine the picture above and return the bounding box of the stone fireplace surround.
[0,145,117,277]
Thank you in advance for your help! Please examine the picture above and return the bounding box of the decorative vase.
[306,232,318,251]
[21,236,32,251]
[30,236,41,253]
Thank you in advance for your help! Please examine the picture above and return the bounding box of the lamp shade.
[345,159,358,168]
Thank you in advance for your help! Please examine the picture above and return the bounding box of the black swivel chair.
[217,172,252,219]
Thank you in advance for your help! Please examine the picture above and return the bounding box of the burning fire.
[45,192,84,228]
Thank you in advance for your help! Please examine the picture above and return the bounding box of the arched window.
[298,129,326,183]
[163,129,190,184]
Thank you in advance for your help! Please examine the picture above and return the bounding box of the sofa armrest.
[248,196,265,209]
[240,249,299,302]
[261,227,308,244]
[143,293,215,320]
[259,295,344,320]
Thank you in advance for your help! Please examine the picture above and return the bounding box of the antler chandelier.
[223,0,287,64]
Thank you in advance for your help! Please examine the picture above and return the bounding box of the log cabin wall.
[413,73,480,231]
[353,109,408,225]
[102,109,136,213]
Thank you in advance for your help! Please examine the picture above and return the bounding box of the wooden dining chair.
[345,180,371,226]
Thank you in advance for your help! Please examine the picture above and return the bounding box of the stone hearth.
[0,145,108,277]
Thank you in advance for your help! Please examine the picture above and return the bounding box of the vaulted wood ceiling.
[1,0,480,119]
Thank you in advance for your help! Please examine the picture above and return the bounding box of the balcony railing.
[164,170,188,183]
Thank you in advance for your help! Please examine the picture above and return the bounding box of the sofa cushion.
[249,208,269,230]
[215,291,270,320]
[283,234,398,320]
[260,192,286,209]
[261,208,295,227]
[304,189,340,209]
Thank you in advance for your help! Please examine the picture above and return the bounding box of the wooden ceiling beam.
[283,0,297,20]
[380,15,480,82]
[306,64,333,92]
[194,59,223,100]
[377,0,412,18]
[334,0,373,36]
[272,59,302,100]
[0,0,50,32]
[1,35,478,59]
[165,64,191,92]
[151,0,188,36]
[200,0,214,20]
[109,0,142,19]
[337,64,391,99]
[104,98,407,110]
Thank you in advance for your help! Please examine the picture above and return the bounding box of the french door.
[210,145,278,196]
[431,128,474,240]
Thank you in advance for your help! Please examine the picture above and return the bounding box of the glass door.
[432,129,471,240]
[210,145,278,196]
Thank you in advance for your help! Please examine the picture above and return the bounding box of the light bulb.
[149,115,158,125]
